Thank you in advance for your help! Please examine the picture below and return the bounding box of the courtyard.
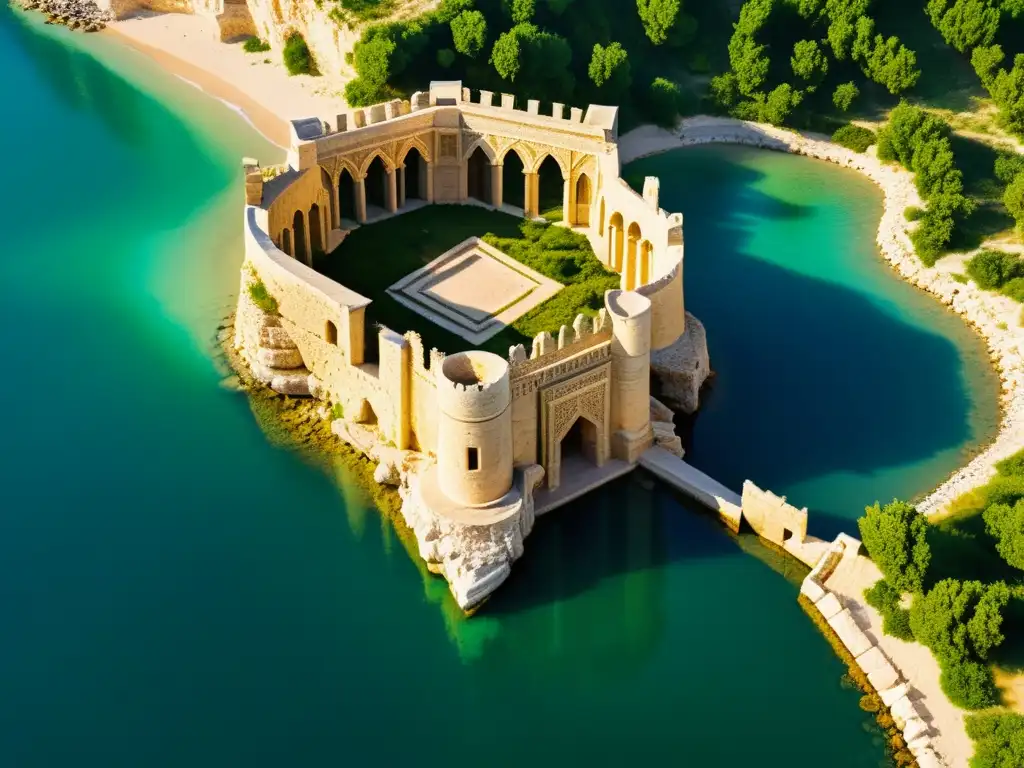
[314,206,620,357]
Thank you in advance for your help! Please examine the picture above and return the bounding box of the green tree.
[588,42,632,94]
[451,10,488,58]
[926,0,1001,53]
[983,500,1024,569]
[972,43,1005,85]
[987,54,1024,134]
[436,0,475,23]
[852,19,920,95]
[637,0,680,45]
[965,712,1024,768]
[965,249,1024,289]
[832,81,860,111]
[491,24,526,81]
[728,0,773,96]
[791,39,829,86]
[506,0,535,23]
[909,579,1011,662]
[1007,173,1024,231]
[646,77,682,127]
[857,499,931,593]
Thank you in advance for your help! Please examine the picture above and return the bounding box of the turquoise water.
[0,8,998,767]
[627,148,1000,539]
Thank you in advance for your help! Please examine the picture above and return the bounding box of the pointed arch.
[608,212,624,272]
[358,149,396,178]
[502,146,527,210]
[640,240,653,286]
[398,135,433,166]
[293,209,307,264]
[626,222,642,290]
[530,149,569,178]
[575,173,592,227]
[463,137,498,164]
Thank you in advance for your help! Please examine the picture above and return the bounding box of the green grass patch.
[248,279,279,314]
[330,0,396,25]
[243,37,270,53]
[314,206,619,356]
[283,32,317,76]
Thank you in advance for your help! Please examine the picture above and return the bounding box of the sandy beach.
[106,13,348,147]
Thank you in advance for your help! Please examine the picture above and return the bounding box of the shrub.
[832,124,876,153]
[864,579,915,641]
[1001,277,1024,303]
[995,447,1024,477]
[965,249,1024,290]
[904,205,923,221]
[985,475,1024,507]
[243,37,271,53]
[940,658,999,709]
[910,579,1010,663]
[983,500,1024,569]
[952,272,969,284]
[832,81,859,112]
[858,500,931,594]
[248,280,279,314]
[965,711,1024,768]
[994,152,1024,185]
[283,32,315,76]
[646,77,682,129]
[1007,174,1024,232]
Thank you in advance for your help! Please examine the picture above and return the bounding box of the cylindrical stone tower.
[436,350,513,506]
[607,290,653,461]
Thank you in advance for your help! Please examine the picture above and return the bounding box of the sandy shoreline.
[105,13,349,148]
[619,119,1024,518]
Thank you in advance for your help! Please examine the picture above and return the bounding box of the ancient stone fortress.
[234,81,712,610]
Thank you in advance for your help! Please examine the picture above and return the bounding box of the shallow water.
[626,147,1000,539]
[0,8,998,766]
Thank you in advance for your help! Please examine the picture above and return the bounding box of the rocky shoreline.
[621,117,1024,518]
[13,0,110,31]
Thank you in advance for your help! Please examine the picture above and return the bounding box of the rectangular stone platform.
[387,237,563,344]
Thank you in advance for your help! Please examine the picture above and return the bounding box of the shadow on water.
[628,148,977,540]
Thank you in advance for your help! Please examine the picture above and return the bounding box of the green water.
[0,9,997,767]
[627,148,1001,539]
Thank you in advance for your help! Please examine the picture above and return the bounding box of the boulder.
[257,347,303,370]
[650,312,711,414]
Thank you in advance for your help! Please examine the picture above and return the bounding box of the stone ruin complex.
[233,81,712,609]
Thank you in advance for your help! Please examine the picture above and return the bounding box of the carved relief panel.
[539,363,611,490]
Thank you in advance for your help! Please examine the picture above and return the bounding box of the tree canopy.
[857,499,932,593]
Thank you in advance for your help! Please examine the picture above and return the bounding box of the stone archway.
[608,212,624,271]
[536,154,564,221]
[293,209,307,264]
[281,227,292,256]
[626,222,642,290]
[640,240,653,286]
[561,416,599,465]
[502,147,526,211]
[309,203,323,258]
[575,173,592,227]
[338,168,357,225]
[540,368,610,490]
[467,145,491,205]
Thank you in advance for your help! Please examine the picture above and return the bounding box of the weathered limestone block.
[270,372,310,396]
[652,421,683,458]
[815,592,843,620]
[902,718,928,744]
[880,684,909,708]
[889,695,918,728]
[799,577,826,604]
[855,646,900,691]
[374,460,400,486]
[650,312,711,414]
[257,347,304,369]
[260,325,297,350]
[827,609,873,658]
[649,396,675,425]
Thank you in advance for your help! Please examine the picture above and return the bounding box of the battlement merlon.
[286,81,619,170]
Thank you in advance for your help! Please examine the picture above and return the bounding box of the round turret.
[436,351,513,507]
[606,289,652,443]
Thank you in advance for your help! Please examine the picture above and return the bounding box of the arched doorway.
[338,168,357,225]
[404,147,425,204]
[626,223,641,290]
[608,212,624,271]
[325,320,338,345]
[309,203,323,258]
[561,416,598,464]
[575,173,592,226]
[293,210,307,264]
[365,155,388,216]
[537,155,564,221]
[502,148,526,211]
[281,228,292,256]
[467,146,491,204]
[640,240,653,286]
[321,167,335,229]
